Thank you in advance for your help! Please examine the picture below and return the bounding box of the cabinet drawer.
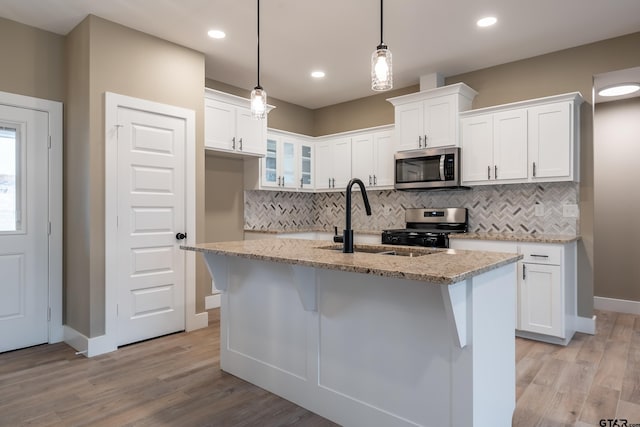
[520,244,562,265]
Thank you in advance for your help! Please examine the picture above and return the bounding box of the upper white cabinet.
[351,130,394,188]
[316,137,352,190]
[460,92,583,186]
[261,131,314,190]
[461,109,528,184]
[387,83,477,151]
[204,88,269,157]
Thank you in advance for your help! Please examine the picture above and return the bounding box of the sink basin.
[317,244,434,258]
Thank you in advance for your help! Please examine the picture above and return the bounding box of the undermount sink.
[318,244,434,258]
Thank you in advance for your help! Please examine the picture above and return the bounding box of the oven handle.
[439,155,445,181]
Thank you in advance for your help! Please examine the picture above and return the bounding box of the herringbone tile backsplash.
[245,182,579,235]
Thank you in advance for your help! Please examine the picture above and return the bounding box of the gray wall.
[594,97,640,301]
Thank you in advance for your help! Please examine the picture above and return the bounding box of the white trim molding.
[102,92,201,358]
[0,90,63,346]
[575,315,596,335]
[205,293,221,310]
[594,296,640,315]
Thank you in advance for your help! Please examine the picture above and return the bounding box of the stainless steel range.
[381,208,468,248]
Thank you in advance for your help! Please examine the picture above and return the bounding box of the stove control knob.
[390,236,399,244]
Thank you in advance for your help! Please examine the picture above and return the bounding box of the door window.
[0,125,22,232]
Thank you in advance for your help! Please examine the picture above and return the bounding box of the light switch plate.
[563,204,579,218]
[534,203,545,217]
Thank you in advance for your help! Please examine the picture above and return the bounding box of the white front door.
[0,105,48,353]
[115,106,186,346]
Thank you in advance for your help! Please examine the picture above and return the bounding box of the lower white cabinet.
[450,238,576,345]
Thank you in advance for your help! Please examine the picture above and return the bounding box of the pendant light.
[371,0,392,91]
[251,0,267,119]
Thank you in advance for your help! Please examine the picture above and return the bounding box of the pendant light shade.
[371,0,392,91]
[251,0,267,119]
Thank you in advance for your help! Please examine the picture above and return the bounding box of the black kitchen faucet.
[333,178,372,253]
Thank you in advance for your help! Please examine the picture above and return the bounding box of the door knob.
[176,232,187,240]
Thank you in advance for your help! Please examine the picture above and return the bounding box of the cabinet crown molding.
[459,92,583,117]
[386,82,478,106]
[205,87,275,112]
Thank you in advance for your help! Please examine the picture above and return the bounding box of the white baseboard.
[594,296,640,315]
[188,311,209,331]
[63,326,117,358]
[205,293,221,310]
[575,315,596,335]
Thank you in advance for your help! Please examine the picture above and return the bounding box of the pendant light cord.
[257,0,261,88]
[380,0,384,45]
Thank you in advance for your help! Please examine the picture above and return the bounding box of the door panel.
[116,106,186,346]
[0,106,48,353]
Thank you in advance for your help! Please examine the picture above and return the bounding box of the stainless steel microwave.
[394,147,462,190]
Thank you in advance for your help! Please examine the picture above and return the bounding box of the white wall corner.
[63,326,117,358]
[420,72,445,91]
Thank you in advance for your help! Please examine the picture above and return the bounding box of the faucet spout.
[343,178,372,253]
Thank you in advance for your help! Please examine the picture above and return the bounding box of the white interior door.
[0,105,48,353]
[116,106,186,346]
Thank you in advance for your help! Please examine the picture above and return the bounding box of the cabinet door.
[261,136,279,188]
[315,140,332,190]
[280,139,297,189]
[423,96,455,148]
[299,142,314,190]
[236,107,266,156]
[374,131,395,187]
[204,99,236,151]
[518,262,563,337]
[528,103,571,180]
[461,115,493,183]
[351,134,374,185]
[394,102,423,151]
[493,109,528,181]
[332,137,352,189]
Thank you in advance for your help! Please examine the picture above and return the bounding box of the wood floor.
[1,309,639,426]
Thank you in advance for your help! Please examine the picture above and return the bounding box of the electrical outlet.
[534,203,545,217]
[563,204,580,218]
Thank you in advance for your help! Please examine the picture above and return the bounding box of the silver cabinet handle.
[532,162,537,177]
[369,175,372,185]
[332,178,335,188]
[239,137,243,151]
[328,178,331,187]
[374,175,377,185]
[418,135,422,148]
[523,264,526,280]
[232,136,236,150]
[495,165,498,180]
[424,134,427,147]
[487,165,491,180]
[530,254,549,258]
[300,178,303,188]
[278,176,282,186]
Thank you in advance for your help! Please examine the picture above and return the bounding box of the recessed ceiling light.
[477,16,497,27]
[207,29,226,39]
[598,83,640,97]
[311,71,326,78]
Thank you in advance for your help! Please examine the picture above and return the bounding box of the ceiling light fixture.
[477,16,497,27]
[250,0,266,119]
[598,83,640,97]
[311,71,325,78]
[371,0,392,91]
[207,29,226,39]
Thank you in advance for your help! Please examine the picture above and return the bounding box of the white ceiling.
[2,0,640,109]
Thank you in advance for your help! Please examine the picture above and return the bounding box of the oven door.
[394,147,460,190]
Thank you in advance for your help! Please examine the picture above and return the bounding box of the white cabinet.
[316,137,352,190]
[351,130,394,188]
[461,109,528,184]
[460,92,582,186]
[387,83,477,151]
[204,88,268,157]
[528,102,573,181]
[261,131,314,191]
[449,238,577,345]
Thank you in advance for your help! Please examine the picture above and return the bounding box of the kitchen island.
[182,239,522,427]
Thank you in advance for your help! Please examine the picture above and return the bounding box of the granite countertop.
[182,239,522,285]
[450,232,580,244]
